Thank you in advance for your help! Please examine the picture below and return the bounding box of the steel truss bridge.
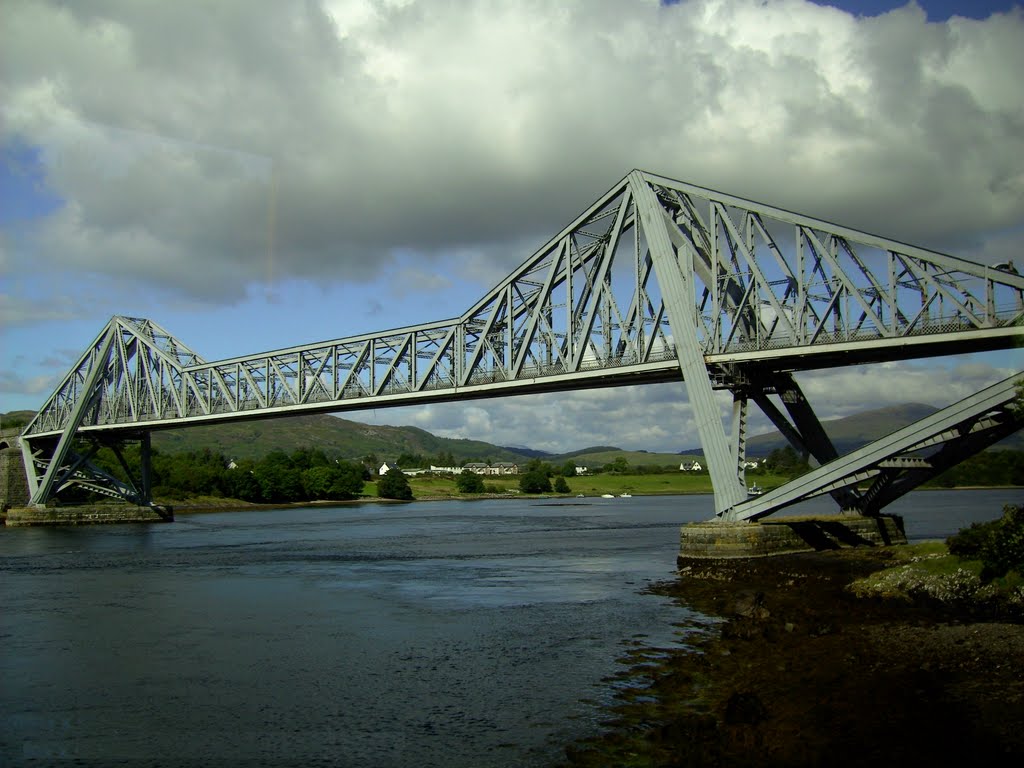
[18,170,1024,522]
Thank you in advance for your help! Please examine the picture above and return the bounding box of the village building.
[461,462,520,475]
[429,465,464,475]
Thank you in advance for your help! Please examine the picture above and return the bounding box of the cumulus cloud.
[2,0,1023,303]
[350,355,1021,455]
[3,0,1023,450]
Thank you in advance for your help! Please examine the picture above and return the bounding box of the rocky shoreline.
[562,548,1024,767]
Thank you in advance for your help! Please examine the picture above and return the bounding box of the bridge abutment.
[5,504,173,526]
[678,515,906,561]
[1,446,30,512]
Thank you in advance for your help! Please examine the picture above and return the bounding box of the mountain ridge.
[679,402,1022,456]
[3,402,1019,464]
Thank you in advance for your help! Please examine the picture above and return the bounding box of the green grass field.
[375,471,791,500]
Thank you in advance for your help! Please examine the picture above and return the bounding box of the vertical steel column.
[629,172,747,514]
[732,393,748,489]
[139,431,153,505]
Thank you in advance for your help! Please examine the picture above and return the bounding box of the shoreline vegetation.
[4,483,1016,523]
[159,482,1020,515]
[155,479,1024,514]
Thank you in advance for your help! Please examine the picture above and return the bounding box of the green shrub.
[947,519,995,559]
[455,472,485,493]
[377,468,413,500]
[948,504,1024,582]
[519,468,552,494]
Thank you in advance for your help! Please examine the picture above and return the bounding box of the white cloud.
[349,353,1022,455]
[3,0,1022,300]
[2,0,1023,450]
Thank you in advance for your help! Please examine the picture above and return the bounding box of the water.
[0,490,1019,767]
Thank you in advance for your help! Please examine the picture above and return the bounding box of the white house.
[430,465,464,475]
[679,460,703,472]
[461,462,520,475]
[574,465,588,476]
[378,461,400,476]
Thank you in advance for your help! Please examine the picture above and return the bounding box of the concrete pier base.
[5,504,174,527]
[678,514,906,560]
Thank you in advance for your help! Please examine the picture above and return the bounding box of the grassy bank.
[153,470,1011,510]
[397,471,789,499]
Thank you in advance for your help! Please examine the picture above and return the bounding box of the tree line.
[78,442,1024,506]
[88,445,371,504]
[159,447,368,503]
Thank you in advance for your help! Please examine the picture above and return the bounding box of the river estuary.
[1,489,1019,767]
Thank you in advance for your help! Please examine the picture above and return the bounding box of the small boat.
[576,493,585,498]
[600,493,615,498]
[747,485,764,496]
[619,493,632,498]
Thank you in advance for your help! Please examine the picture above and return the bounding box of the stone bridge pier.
[0,429,30,515]
[1,427,172,526]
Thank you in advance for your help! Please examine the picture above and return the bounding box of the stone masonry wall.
[679,514,908,560]
[0,443,30,511]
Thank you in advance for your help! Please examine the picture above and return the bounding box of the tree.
[377,467,413,500]
[254,450,304,503]
[519,468,552,494]
[560,460,577,478]
[301,466,333,499]
[948,504,1024,582]
[331,460,366,499]
[397,451,426,469]
[456,472,485,493]
[225,463,262,502]
[603,456,630,474]
[765,446,809,477]
[553,475,571,494]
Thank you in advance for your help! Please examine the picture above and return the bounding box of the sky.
[2,0,1023,455]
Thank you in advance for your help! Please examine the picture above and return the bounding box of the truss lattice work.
[20,170,1024,516]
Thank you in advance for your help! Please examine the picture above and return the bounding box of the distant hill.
[680,402,1024,457]
[0,410,35,432]
[498,445,552,460]
[552,448,687,467]
[0,408,540,462]
[147,413,535,464]
[553,445,624,460]
[4,400,1021,466]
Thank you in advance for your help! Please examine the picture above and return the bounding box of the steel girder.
[724,374,1024,522]
[20,170,1024,512]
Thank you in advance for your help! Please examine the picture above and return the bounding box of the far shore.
[3,484,1018,524]
[161,483,1022,514]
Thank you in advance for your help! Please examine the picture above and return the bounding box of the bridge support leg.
[29,327,116,506]
[732,393,748,490]
[750,372,860,513]
[631,172,747,515]
[139,432,153,505]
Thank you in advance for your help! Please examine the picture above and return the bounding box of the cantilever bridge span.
[17,170,1024,521]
